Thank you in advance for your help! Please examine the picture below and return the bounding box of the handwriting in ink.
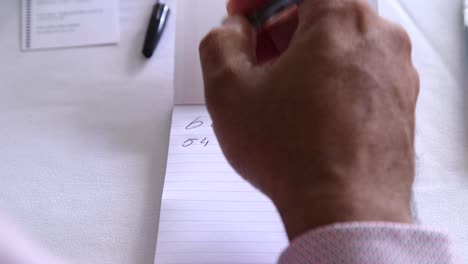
[185,117,214,130]
[182,137,209,148]
[200,138,209,147]
[185,117,203,130]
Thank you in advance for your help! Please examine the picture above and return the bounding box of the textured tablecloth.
[381,0,468,262]
[0,0,175,263]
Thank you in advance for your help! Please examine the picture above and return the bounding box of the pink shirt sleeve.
[279,223,454,264]
[0,215,65,264]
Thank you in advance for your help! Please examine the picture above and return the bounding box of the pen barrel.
[142,3,170,58]
[247,0,303,28]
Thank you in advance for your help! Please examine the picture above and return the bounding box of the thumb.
[199,15,256,81]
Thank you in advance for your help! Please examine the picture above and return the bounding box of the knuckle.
[390,24,412,52]
[215,62,239,81]
[346,0,378,31]
[311,0,369,15]
[412,67,420,100]
[199,27,225,54]
[329,0,372,20]
[300,0,373,35]
[402,65,420,106]
[203,55,241,84]
[347,0,369,16]
[199,28,240,80]
[312,23,342,48]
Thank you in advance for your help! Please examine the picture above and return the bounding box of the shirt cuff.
[279,222,453,264]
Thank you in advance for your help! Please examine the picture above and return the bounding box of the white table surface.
[381,0,468,262]
[1,0,468,263]
[0,0,175,263]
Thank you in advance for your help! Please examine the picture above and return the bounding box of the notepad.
[154,105,288,264]
[21,0,120,51]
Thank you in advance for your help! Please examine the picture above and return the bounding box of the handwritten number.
[186,117,203,130]
[182,138,197,147]
[183,117,211,147]
[182,138,210,148]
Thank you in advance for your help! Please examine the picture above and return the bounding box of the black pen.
[142,1,170,59]
[247,0,302,28]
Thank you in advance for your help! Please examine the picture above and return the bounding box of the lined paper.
[155,105,288,264]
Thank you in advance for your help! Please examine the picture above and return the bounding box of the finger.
[256,28,280,63]
[264,6,299,53]
[199,15,256,84]
[227,0,300,62]
[227,0,269,15]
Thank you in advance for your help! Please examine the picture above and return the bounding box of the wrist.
[274,186,414,240]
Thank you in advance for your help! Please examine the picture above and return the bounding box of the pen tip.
[143,50,153,59]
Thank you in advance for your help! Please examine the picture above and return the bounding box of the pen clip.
[464,0,468,28]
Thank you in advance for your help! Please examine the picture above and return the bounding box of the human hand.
[227,0,299,62]
[199,0,419,239]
